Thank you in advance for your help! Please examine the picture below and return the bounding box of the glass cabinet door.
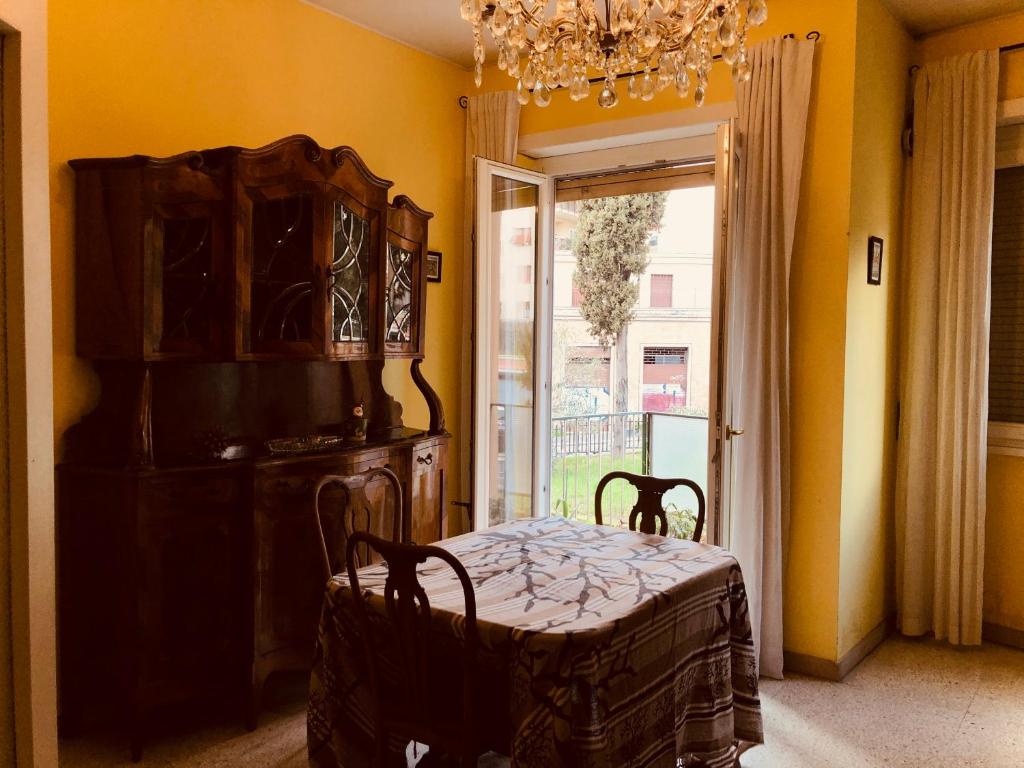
[151,201,225,358]
[326,195,377,358]
[383,197,430,358]
[246,184,323,356]
[384,238,418,352]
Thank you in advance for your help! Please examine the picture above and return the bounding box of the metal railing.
[550,411,646,458]
[549,411,709,531]
[549,411,646,523]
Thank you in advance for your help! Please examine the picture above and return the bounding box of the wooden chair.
[312,466,404,579]
[594,470,706,541]
[345,531,484,768]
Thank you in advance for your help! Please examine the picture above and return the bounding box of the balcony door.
[543,124,737,546]
[473,125,736,543]
[473,160,553,530]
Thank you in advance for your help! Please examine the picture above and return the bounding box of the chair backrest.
[313,467,404,581]
[346,532,479,762]
[594,470,706,541]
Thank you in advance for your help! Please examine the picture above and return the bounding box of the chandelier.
[461,0,767,108]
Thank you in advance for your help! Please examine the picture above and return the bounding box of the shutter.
[642,346,689,411]
[555,161,714,203]
[990,165,1024,423]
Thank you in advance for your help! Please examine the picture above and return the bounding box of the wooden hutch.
[56,135,449,758]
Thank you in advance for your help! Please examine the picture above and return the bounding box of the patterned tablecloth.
[308,517,763,768]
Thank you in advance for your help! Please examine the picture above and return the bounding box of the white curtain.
[895,51,999,646]
[729,36,815,679]
[459,92,520,530]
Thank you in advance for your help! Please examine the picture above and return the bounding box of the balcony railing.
[550,411,709,537]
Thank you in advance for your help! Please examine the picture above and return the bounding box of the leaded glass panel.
[251,193,315,343]
[161,216,214,346]
[330,202,371,343]
[385,243,414,344]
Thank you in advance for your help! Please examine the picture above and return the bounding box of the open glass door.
[473,159,553,530]
[708,120,738,547]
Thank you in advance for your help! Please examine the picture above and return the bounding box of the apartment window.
[564,346,611,388]
[642,346,688,413]
[571,273,582,307]
[519,264,533,284]
[650,274,673,308]
[990,165,1024,424]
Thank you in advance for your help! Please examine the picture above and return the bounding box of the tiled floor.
[745,637,1024,767]
[60,637,1024,767]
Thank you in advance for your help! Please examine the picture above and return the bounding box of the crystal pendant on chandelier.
[597,78,618,108]
[461,0,767,108]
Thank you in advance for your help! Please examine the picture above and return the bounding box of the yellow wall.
[986,454,1024,631]
[837,0,911,659]
[913,10,1024,636]
[48,0,471,501]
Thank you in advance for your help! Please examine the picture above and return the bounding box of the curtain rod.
[909,40,1024,77]
[459,30,822,108]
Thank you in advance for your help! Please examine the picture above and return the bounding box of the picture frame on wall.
[426,250,442,283]
[867,236,883,285]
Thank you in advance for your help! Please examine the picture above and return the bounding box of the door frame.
[1,6,59,765]
[537,123,733,544]
[707,120,736,548]
[472,158,553,531]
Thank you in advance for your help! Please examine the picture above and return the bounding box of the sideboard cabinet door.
[71,155,230,360]
[384,197,433,358]
[410,438,448,545]
[252,449,405,680]
[136,470,247,700]
[324,189,379,359]
[148,201,229,358]
[238,181,326,358]
[323,147,391,360]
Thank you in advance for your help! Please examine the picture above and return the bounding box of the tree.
[573,192,667,455]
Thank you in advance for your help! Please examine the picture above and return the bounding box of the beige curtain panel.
[729,35,815,679]
[459,92,521,517]
[896,51,999,646]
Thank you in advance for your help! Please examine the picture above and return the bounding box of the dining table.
[307,516,763,768]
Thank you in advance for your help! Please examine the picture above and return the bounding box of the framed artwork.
[426,250,442,283]
[867,236,883,285]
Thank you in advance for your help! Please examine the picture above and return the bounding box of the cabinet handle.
[417,453,433,466]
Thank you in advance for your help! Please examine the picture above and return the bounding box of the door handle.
[726,426,745,440]
[417,453,433,466]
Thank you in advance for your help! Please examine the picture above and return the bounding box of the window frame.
[990,115,1024,456]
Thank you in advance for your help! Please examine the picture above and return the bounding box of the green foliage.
[663,503,698,541]
[573,192,668,346]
